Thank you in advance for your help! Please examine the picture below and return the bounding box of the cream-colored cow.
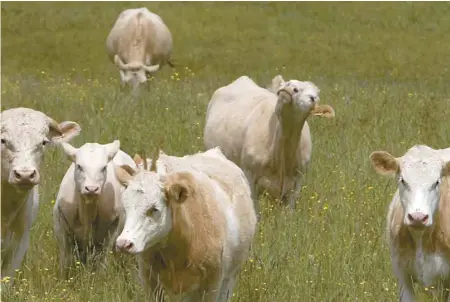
[1,107,81,284]
[53,140,137,279]
[106,7,173,91]
[371,144,450,301]
[204,75,335,211]
[115,148,257,301]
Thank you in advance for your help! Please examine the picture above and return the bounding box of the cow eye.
[76,164,83,171]
[1,139,5,145]
[42,139,50,146]
[432,179,441,189]
[293,88,299,93]
[146,207,158,217]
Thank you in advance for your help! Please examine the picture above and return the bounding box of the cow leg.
[199,276,223,302]
[243,169,260,220]
[53,207,74,279]
[286,174,303,210]
[8,231,30,283]
[217,269,239,302]
[396,269,414,302]
[138,258,163,302]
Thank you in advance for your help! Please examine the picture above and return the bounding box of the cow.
[203,75,335,212]
[370,144,450,301]
[114,148,257,301]
[106,7,174,92]
[1,107,81,284]
[53,140,138,279]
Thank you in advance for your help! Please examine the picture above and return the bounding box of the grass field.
[1,2,450,301]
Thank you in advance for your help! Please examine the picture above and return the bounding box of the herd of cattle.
[2,6,450,302]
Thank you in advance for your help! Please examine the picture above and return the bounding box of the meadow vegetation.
[1,2,450,301]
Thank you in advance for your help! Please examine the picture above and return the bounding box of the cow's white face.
[60,140,120,197]
[277,80,320,113]
[119,68,147,89]
[114,55,159,91]
[115,166,172,254]
[273,76,334,119]
[371,145,450,229]
[1,107,81,189]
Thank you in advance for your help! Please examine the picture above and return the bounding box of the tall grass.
[1,2,450,301]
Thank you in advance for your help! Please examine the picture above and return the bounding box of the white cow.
[106,7,174,91]
[370,144,450,301]
[203,75,335,211]
[115,149,257,302]
[1,107,81,284]
[53,140,138,279]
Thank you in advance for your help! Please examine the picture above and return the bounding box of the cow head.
[60,140,120,198]
[274,76,335,120]
[114,55,159,90]
[1,107,81,189]
[114,156,173,254]
[370,145,450,230]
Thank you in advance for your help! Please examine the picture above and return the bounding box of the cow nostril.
[125,241,133,250]
[13,170,22,180]
[422,214,429,222]
[407,214,414,221]
[93,187,99,192]
[29,170,36,179]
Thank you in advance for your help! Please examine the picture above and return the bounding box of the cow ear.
[270,75,285,92]
[49,119,81,143]
[133,154,143,166]
[164,173,193,204]
[370,151,400,177]
[311,104,335,118]
[60,142,78,162]
[165,182,189,204]
[106,140,120,161]
[115,165,136,187]
[443,161,450,177]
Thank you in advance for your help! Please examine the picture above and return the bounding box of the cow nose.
[84,186,100,194]
[12,168,38,184]
[407,212,429,225]
[116,238,133,252]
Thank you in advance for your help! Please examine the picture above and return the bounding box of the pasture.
[1,1,450,301]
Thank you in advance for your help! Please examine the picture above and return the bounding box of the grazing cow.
[106,7,174,91]
[203,75,335,211]
[53,140,138,279]
[115,149,257,302]
[1,107,81,283]
[370,145,450,301]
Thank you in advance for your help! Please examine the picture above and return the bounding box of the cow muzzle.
[406,211,430,229]
[116,237,134,253]
[9,167,40,188]
[81,185,101,197]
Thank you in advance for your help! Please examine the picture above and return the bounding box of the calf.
[1,107,81,283]
[53,140,137,279]
[370,144,450,301]
[115,149,257,301]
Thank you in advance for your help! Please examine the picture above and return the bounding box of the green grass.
[1,1,450,301]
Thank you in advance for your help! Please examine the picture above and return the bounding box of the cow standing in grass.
[53,140,138,279]
[204,75,335,211]
[1,107,81,284]
[115,149,257,302]
[106,7,174,92]
[370,145,450,301]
